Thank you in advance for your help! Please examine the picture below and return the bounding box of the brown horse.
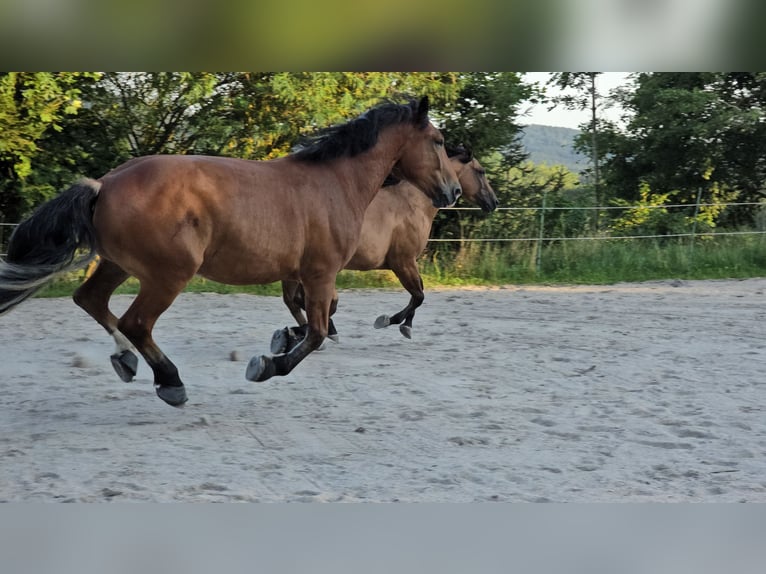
[0,96,461,406]
[271,145,497,353]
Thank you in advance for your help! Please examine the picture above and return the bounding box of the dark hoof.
[270,328,289,354]
[374,315,391,329]
[272,327,305,354]
[155,384,188,407]
[399,324,412,339]
[327,333,340,343]
[110,350,138,382]
[246,355,276,382]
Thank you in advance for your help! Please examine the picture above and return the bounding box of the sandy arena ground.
[0,278,764,502]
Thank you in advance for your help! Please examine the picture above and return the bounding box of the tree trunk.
[590,74,600,232]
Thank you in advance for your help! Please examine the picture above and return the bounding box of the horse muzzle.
[478,193,499,213]
[432,184,462,208]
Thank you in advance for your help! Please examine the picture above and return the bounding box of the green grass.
[421,233,766,285]
[37,269,404,298]
[33,234,766,299]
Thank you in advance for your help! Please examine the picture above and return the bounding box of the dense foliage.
[0,72,532,223]
[0,72,97,219]
[570,73,766,234]
[2,72,765,253]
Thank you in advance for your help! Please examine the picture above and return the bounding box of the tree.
[707,73,766,207]
[0,72,95,222]
[427,73,538,243]
[27,72,465,201]
[474,159,580,240]
[438,72,535,165]
[599,73,766,229]
[17,72,237,221]
[5,72,536,229]
[431,154,580,245]
[228,72,463,158]
[66,72,234,162]
[548,72,605,229]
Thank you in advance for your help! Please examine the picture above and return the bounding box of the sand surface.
[0,278,764,502]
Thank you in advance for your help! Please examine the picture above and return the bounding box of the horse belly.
[197,243,301,285]
[345,249,386,271]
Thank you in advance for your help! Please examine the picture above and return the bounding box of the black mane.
[292,98,427,163]
[446,144,472,164]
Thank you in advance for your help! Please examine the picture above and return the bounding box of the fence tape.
[2,202,765,257]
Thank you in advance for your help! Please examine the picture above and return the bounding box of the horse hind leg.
[72,259,138,381]
[117,279,189,406]
[110,334,140,383]
[396,271,424,339]
[373,260,424,340]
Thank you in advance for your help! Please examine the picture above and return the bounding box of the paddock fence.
[2,201,765,273]
[432,200,766,270]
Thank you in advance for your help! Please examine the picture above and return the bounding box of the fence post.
[536,191,547,274]
[689,186,703,264]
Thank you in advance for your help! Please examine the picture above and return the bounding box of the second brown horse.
[272,146,497,353]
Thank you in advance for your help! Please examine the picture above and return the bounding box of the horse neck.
[414,185,439,219]
[385,180,439,216]
[337,124,412,213]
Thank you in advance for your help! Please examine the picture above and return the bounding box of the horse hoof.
[155,384,188,407]
[374,315,391,329]
[399,324,412,339]
[246,355,276,382]
[328,333,339,343]
[110,350,138,382]
[285,330,303,353]
[270,328,289,354]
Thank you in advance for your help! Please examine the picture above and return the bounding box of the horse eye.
[435,139,444,147]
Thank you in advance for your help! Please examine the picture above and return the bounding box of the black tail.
[0,178,101,315]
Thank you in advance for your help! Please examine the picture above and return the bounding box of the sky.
[520,72,632,129]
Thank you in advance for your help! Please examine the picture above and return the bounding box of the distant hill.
[520,124,588,174]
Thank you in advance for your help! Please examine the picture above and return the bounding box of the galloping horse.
[271,145,497,353]
[0,96,461,406]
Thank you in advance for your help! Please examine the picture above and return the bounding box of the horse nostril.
[454,186,462,198]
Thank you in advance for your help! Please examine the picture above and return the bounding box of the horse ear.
[415,96,429,125]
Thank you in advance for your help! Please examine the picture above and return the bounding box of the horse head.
[392,96,462,208]
[448,145,498,213]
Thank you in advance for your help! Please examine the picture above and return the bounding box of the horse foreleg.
[118,279,188,406]
[272,283,339,354]
[373,259,424,339]
[72,259,138,381]
[271,280,308,354]
[247,277,333,382]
